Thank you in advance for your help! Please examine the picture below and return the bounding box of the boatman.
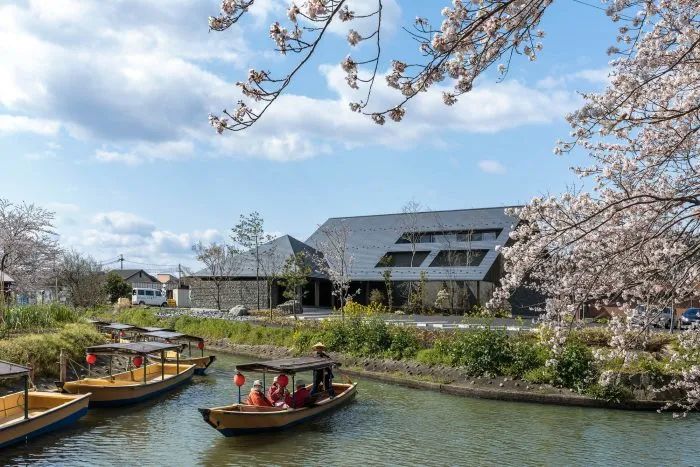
[311,342,335,398]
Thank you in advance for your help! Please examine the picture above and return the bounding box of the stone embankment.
[208,339,670,411]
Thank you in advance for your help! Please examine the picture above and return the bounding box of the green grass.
[0,304,82,337]
[0,323,107,378]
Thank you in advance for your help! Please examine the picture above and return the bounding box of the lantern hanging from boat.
[132,356,144,368]
[233,372,245,387]
[197,341,205,350]
[86,354,97,365]
[277,374,289,388]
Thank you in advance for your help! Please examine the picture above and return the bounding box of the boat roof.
[87,319,111,326]
[143,330,203,342]
[236,357,336,374]
[0,360,31,378]
[104,323,148,332]
[86,342,182,355]
[142,326,175,332]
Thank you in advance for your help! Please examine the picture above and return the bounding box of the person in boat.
[267,376,289,405]
[247,380,273,407]
[291,380,310,408]
[311,342,335,398]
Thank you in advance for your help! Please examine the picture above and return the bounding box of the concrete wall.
[188,278,270,310]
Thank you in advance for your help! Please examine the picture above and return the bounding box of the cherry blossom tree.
[0,199,59,309]
[207,0,549,132]
[311,221,356,316]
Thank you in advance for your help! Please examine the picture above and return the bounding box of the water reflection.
[1,352,699,466]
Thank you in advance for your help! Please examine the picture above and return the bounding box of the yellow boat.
[144,330,216,375]
[59,342,195,407]
[199,357,357,436]
[0,361,90,449]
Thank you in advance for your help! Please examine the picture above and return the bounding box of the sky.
[0,0,618,274]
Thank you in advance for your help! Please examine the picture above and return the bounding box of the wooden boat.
[59,342,195,407]
[144,330,216,375]
[102,323,148,343]
[0,361,90,449]
[199,357,357,436]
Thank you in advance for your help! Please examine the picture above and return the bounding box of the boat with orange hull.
[59,342,195,407]
[199,356,356,436]
[0,361,90,449]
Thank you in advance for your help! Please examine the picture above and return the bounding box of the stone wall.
[187,278,271,310]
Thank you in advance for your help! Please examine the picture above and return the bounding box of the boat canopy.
[86,342,183,356]
[104,323,148,332]
[143,330,203,342]
[0,360,31,379]
[236,357,337,374]
[142,326,175,333]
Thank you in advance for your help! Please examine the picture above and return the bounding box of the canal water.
[1,352,699,466]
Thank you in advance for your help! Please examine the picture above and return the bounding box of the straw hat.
[312,342,326,350]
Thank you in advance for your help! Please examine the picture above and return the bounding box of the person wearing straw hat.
[311,343,336,398]
[247,379,273,407]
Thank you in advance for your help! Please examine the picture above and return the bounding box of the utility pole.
[178,264,182,288]
[119,254,124,270]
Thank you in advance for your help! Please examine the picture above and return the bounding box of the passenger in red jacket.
[291,380,310,408]
[247,380,273,407]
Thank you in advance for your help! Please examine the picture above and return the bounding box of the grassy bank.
[107,308,687,402]
[0,323,107,378]
[0,303,84,337]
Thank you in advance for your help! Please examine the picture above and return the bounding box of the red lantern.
[233,372,245,387]
[197,341,205,350]
[86,354,97,365]
[277,374,289,388]
[132,356,144,368]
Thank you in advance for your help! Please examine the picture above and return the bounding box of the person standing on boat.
[247,380,273,407]
[311,342,335,398]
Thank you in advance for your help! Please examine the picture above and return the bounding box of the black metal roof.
[86,342,182,355]
[104,323,147,332]
[236,357,336,374]
[143,330,203,342]
[142,327,174,333]
[0,360,30,378]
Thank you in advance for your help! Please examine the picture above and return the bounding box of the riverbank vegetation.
[105,308,689,402]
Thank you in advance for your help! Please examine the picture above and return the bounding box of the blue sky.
[0,0,616,272]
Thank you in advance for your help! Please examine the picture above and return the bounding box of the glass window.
[138,290,145,295]
[145,290,154,296]
[376,251,430,267]
[155,291,162,297]
[429,249,488,267]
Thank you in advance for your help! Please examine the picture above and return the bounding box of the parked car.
[132,288,167,307]
[679,308,700,328]
[631,306,673,328]
[653,307,673,328]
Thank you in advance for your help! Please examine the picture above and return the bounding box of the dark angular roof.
[192,235,326,279]
[108,269,159,283]
[305,206,521,282]
[236,356,336,374]
[86,342,183,355]
[0,360,31,378]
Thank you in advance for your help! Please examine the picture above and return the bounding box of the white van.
[132,288,167,307]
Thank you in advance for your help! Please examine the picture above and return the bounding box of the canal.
[1,352,699,466]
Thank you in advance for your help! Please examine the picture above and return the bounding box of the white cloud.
[537,67,611,90]
[93,211,156,236]
[0,115,60,136]
[478,159,507,174]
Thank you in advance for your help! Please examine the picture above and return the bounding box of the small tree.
[231,212,272,311]
[280,252,310,319]
[379,257,394,310]
[259,241,284,320]
[104,272,132,303]
[312,221,355,318]
[0,199,59,311]
[192,241,239,310]
[58,250,105,308]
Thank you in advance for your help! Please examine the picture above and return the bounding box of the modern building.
[187,206,537,313]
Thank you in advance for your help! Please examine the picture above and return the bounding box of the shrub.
[552,340,596,390]
[387,326,421,360]
[344,300,387,317]
[574,328,611,347]
[1,304,80,336]
[369,289,385,306]
[506,336,548,378]
[523,366,554,384]
[438,329,512,376]
[585,383,633,403]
